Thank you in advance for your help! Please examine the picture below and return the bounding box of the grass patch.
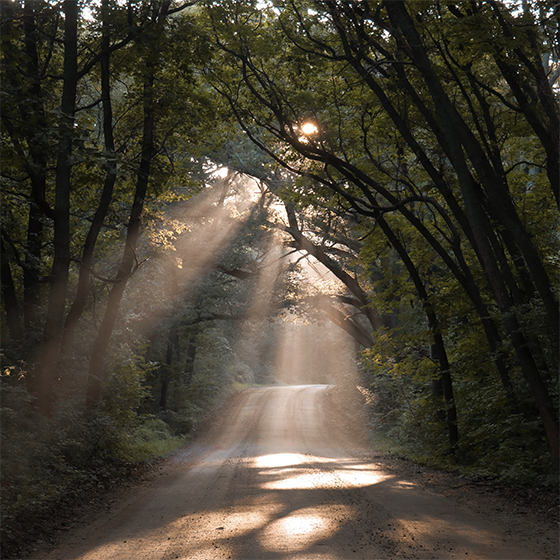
[118,418,189,462]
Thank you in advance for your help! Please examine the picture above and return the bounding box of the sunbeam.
[121,175,259,342]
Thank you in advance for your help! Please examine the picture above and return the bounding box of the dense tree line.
[202,0,559,469]
[0,2,298,550]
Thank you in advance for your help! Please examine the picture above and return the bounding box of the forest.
[1,0,558,551]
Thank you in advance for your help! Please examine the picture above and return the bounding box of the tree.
[203,0,558,462]
[1,0,201,413]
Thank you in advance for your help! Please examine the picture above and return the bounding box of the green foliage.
[0,348,216,548]
[101,354,154,430]
[158,407,201,436]
[362,324,557,485]
[200,0,559,481]
[118,418,187,463]
[0,385,48,514]
[363,327,447,453]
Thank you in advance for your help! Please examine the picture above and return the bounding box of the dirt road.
[29,385,557,560]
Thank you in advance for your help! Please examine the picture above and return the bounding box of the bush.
[118,417,187,462]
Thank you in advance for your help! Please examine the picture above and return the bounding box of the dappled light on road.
[259,505,353,554]
[255,454,390,490]
[31,386,551,560]
[255,452,307,468]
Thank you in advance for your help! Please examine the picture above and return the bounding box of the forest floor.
[13,385,560,560]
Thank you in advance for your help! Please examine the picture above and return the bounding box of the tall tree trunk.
[378,217,459,450]
[184,336,197,386]
[385,0,558,340]
[86,69,156,407]
[384,1,558,462]
[34,0,78,415]
[61,0,117,354]
[160,376,170,411]
[15,2,50,331]
[160,325,180,410]
[2,1,55,349]
[339,48,520,413]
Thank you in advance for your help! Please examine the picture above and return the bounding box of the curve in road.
[31,385,551,560]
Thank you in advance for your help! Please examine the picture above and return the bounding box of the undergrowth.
[0,373,226,559]
[362,386,559,488]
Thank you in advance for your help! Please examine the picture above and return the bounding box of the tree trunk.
[378,217,459,450]
[1,234,23,343]
[13,2,50,332]
[62,0,117,353]
[184,336,197,386]
[86,69,156,407]
[160,377,170,410]
[339,46,521,414]
[382,1,558,462]
[34,0,78,415]
[160,326,179,410]
[1,1,57,357]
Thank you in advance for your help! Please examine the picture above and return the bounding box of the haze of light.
[121,174,257,341]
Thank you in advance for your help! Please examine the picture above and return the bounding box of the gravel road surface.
[28,385,557,560]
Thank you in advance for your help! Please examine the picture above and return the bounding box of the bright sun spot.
[213,166,229,178]
[255,453,306,468]
[301,122,318,135]
[259,505,352,553]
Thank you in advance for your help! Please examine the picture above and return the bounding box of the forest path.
[29,385,556,560]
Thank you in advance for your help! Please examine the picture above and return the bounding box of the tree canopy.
[202,0,559,464]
